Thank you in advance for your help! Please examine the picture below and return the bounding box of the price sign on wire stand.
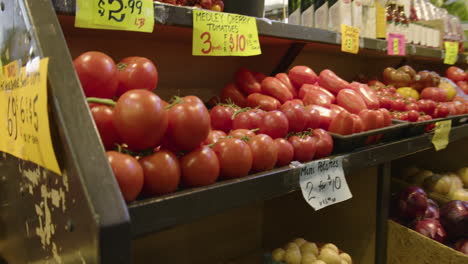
[432,120,452,151]
[387,33,406,55]
[75,0,155,33]
[192,10,261,56]
[298,157,352,210]
[341,24,360,54]
[0,58,61,175]
[443,41,458,65]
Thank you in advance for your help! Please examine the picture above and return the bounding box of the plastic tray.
[395,114,466,138]
[329,120,409,154]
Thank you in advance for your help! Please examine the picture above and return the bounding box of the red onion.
[440,200,468,239]
[414,219,447,243]
[427,198,439,209]
[454,238,468,255]
[424,205,440,219]
[398,186,428,220]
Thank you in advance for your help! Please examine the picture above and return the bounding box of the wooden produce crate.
[387,220,468,264]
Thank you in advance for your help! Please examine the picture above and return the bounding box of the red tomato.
[180,146,220,187]
[378,95,392,109]
[203,130,227,145]
[139,150,180,196]
[420,87,448,102]
[167,96,211,151]
[318,69,350,95]
[298,84,336,101]
[248,134,278,172]
[229,129,256,139]
[308,105,333,130]
[274,138,294,166]
[74,51,118,98]
[417,99,437,116]
[210,105,235,132]
[259,110,289,138]
[351,114,364,133]
[220,83,248,107]
[378,108,392,127]
[453,101,466,115]
[313,129,334,159]
[107,151,144,202]
[247,93,281,111]
[280,104,307,132]
[349,82,380,109]
[114,90,168,150]
[234,68,262,95]
[457,81,468,95]
[303,90,333,107]
[91,105,120,150]
[368,80,385,88]
[407,110,420,122]
[288,66,318,89]
[446,66,466,82]
[337,89,368,114]
[433,104,449,118]
[253,71,267,83]
[390,98,407,111]
[405,103,420,112]
[233,109,263,130]
[282,99,304,108]
[116,57,158,97]
[329,111,354,135]
[304,106,321,129]
[288,135,317,162]
[443,102,457,116]
[212,138,253,179]
[261,77,294,103]
[359,109,384,131]
[276,73,298,98]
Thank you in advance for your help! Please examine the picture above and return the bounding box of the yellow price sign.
[192,10,261,56]
[432,120,451,151]
[341,24,359,54]
[0,58,61,175]
[75,0,155,33]
[444,41,458,65]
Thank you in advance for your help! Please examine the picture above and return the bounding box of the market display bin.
[387,220,468,264]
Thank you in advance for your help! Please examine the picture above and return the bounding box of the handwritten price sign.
[0,58,61,175]
[444,41,458,65]
[387,33,406,55]
[341,24,359,54]
[192,10,261,56]
[76,0,154,33]
[299,157,352,210]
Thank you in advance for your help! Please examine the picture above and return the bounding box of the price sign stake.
[444,41,458,65]
[387,33,406,55]
[192,10,261,56]
[0,58,61,175]
[341,24,360,54]
[432,120,451,151]
[299,157,352,210]
[76,0,155,33]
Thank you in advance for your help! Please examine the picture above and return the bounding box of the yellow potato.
[311,261,326,264]
[340,260,348,264]
[457,167,468,187]
[449,188,468,201]
[293,238,307,247]
[424,174,451,195]
[285,242,300,251]
[318,248,341,264]
[321,243,339,254]
[272,248,286,261]
[284,248,302,264]
[339,253,352,264]
[300,242,319,256]
[411,170,433,186]
[301,252,317,264]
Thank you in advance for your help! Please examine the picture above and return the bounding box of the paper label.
[387,33,406,55]
[301,5,315,27]
[299,157,352,210]
[341,24,360,54]
[75,0,155,33]
[432,120,451,151]
[192,10,261,56]
[444,41,458,65]
[0,58,61,174]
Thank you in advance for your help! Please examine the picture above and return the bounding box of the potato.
[284,248,302,264]
[272,248,286,261]
[339,252,352,264]
[300,242,319,256]
[448,174,463,192]
[411,170,433,185]
[321,243,339,254]
[293,238,307,247]
[423,174,451,195]
[340,260,348,264]
[401,166,421,181]
[301,252,317,264]
[457,167,468,187]
[449,188,468,201]
[285,242,300,251]
[311,261,326,264]
[318,248,341,264]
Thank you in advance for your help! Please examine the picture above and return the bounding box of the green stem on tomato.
[87,97,117,106]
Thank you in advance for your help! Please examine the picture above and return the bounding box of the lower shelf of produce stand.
[128,124,468,238]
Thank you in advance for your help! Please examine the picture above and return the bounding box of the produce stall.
[0,0,467,264]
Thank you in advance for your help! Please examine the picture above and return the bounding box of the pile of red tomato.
[446,66,468,94]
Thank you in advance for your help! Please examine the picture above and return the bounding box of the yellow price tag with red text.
[341,24,360,54]
[75,0,155,33]
[0,58,61,175]
[432,120,451,151]
[444,42,458,65]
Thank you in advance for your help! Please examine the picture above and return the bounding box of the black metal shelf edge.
[128,124,468,237]
[52,1,467,64]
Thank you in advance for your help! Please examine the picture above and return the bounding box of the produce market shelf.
[52,0,467,64]
[128,123,468,237]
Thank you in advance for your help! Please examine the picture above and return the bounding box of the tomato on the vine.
[180,146,220,187]
[274,138,294,166]
[259,110,289,138]
[203,130,227,145]
[280,103,307,132]
[107,151,144,202]
[116,57,159,97]
[212,138,253,179]
[91,105,121,150]
[288,135,317,162]
[139,150,180,196]
[312,129,333,159]
[248,134,278,172]
[232,109,264,130]
[229,129,256,139]
[210,105,235,132]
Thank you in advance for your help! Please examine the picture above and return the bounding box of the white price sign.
[298,157,352,210]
